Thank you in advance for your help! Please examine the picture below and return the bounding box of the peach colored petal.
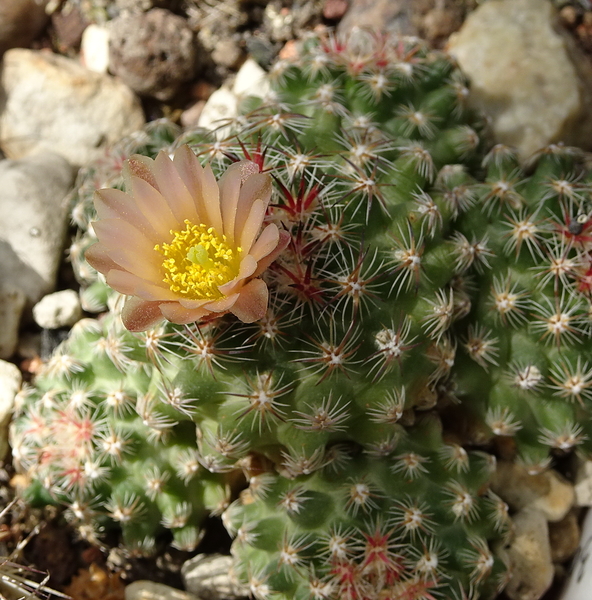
[105,269,141,295]
[152,150,200,224]
[122,297,164,332]
[159,302,212,324]
[253,229,291,277]
[172,145,209,224]
[93,219,162,281]
[85,243,119,275]
[218,254,258,296]
[238,199,266,253]
[201,164,223,233]
[218,162,243,244]
[94,188,159,240]
[123,154,159,191]
[229,278,269,323]
[249,223,280,261]
[130,176,179,239]
[202,293,240,312]
[234,172,272,243]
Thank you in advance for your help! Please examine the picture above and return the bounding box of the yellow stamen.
[155,220,242,300]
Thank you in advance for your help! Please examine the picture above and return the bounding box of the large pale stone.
[505,508,554,600]
[0,48,145,166]
[448,0,592,160]
[0,152,75,309]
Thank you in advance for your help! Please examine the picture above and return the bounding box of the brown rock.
[548,510,581,564]
[109,8,199,101]
[492,461,575,522]
[0,0,49,54]
[323,0,349,21]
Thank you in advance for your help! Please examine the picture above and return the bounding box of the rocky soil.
[1,1,592,599]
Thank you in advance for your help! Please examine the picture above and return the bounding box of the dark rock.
[0,0,49,55]
[109,8,199,101]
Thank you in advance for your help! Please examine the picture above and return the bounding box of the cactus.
[17,27,592,600]
[452,143,592,474]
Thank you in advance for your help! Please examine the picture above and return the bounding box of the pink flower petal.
[85,243,119,275]
[218,162,243,244]
[234,172,272,244]
[106,269,178,300]
[202,293,240,312]
[218,254,258,296]
[130,176,179,239]
[201,164,223,233]
[159,302,211,324]
[238,199,266,253]
[253,229,290,277]
[250,224,280,261]
[94,188,159,240]
[122,297,164,332]
[123,155,159,191]
[152,151,200,224]
[172,145,210,224]
[229,278,269,323]
[93,219,162,281]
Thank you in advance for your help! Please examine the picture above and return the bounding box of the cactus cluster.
[10,28,592,600]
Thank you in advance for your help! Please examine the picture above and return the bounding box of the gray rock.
[448,0,592,160]
[0,286,25,359]
[0,152,75,311]
[338,0,417,35]
[505,508,554,600]
[0,48,145,167]
[125,581,201,600]
[181,554,249,600]
[108,8,198,101]
[0,359,21,459]
[33,289,83,329]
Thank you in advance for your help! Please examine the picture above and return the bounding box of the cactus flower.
[86,146,289,331]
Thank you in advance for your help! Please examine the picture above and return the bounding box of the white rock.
[0,48,145,167]
[505,508,554,600]
[232,58,270,100]
[0,286,25,359]
[448,0,592,160]
[198,59,270,135]
[0,360,21,459]
[182,554,250,600]
[80,24,111,74]
[198,87,238,134]
[575,459,592,507]
[125,581,201,600]
[0,152,75,309]
[33,290,83,329]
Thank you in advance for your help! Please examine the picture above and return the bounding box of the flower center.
[155,220,241,300]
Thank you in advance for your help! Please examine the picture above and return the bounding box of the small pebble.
[505,507,554,600]
[80,24,111,74]
[549,510,581,564]
[182,554,249,600]
[125,581,200,600]
[0,359,21,459]
[323,0,349,20]
[492,461,575,522]
[33,290,82,329]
